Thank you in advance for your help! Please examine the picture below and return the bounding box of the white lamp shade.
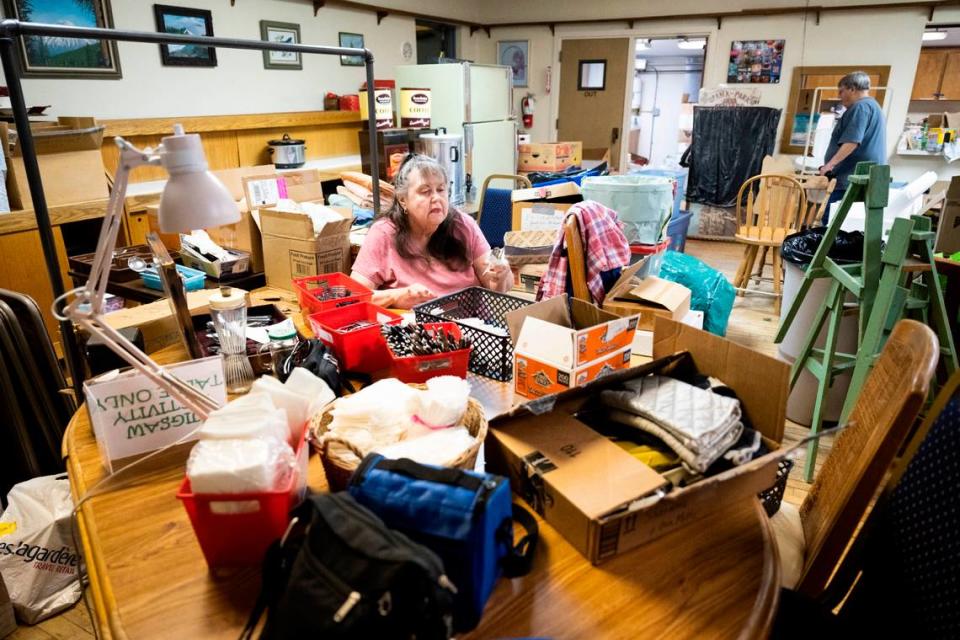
[159,171,240,232]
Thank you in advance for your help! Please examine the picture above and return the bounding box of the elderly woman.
[351,154,512,309]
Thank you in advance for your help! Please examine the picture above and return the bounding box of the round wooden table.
[65,345,780,640]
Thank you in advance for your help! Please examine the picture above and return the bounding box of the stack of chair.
[0,289,76,504]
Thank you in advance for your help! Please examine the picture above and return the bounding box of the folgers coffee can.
[359,88,395,129]
[400,88,431,127]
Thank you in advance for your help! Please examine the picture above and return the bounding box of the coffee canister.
[415,131,465,205]
[399,88,431,127]
[359,88,395,130]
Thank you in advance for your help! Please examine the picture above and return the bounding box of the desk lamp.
[58,125,239,419]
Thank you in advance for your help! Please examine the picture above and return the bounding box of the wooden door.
[558,38,630,170]
[939,50,960,100]
[912,49,948,100]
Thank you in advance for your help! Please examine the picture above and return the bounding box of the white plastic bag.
[0,475,82,624]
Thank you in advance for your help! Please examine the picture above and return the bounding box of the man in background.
[819,71,886,221]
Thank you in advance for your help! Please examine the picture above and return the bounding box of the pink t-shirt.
[352,211,490,296]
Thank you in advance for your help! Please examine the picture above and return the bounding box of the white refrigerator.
[395,63,517,199]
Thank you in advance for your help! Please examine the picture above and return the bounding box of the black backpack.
[241,492,456,639]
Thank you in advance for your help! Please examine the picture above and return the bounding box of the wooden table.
[65,356,780,638]
[67,270,267,305]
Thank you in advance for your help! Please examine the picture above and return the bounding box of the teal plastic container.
[141,264,206,291]
[581,175,674,245]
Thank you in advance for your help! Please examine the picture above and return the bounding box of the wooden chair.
[733,174,807,313]
[798,176,837,228]
[563,213,591,302]
[475,174,532,248]
[771,319,939,597]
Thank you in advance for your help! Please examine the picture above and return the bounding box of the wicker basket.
[308,386,488,491]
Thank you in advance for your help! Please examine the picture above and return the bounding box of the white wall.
[633,67,701,168]
[4,0,430,119]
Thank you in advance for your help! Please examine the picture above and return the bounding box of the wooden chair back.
[796,319,939,597]
[800,177,837,228]
[736,174,807,244]
[475,173,532,226]
[563,214,591,301]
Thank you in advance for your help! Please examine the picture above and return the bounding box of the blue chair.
[476,174,531,248]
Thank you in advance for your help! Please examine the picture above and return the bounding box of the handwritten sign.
[83,357,226,472]
[698,87,762,106]
[520,204,567,231]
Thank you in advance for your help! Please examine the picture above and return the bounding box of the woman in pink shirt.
[351,154,512,308]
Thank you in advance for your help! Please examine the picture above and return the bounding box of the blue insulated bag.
[348,454,538,632]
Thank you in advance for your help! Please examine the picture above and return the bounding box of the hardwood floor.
[10,238,822,639]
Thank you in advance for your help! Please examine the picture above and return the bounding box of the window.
[578,59,606,90]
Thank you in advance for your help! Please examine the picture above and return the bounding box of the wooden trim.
[0,199,110,235]
[101,110,360,137]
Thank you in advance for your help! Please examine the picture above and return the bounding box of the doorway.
[628,37,706,170]
[416,20,457,64]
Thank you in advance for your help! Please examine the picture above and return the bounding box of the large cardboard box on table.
[518,141,583,172]
[202,164,276,273]
[260,206,353,290]
[506,296,639,398]
[485,316,790,564]
[601,259,691,330]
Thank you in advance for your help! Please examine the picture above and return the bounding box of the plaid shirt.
[536,200,631,304]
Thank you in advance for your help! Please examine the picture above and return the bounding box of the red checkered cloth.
[536,200,631,305]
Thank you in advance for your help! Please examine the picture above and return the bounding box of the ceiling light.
[678,38,707,50]
[923,30,948,41]
[637,38,651,51]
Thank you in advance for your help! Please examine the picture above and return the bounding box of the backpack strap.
[361,456,486,493]
[500,504,539,578]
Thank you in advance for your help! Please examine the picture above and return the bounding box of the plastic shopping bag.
[0,475,82,624]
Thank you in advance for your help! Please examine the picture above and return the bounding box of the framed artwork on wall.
[1,0,122,79]
[153,4,217,67]
[727,40,785,84]
[339,32,364,66]
[498,40,528,87]
[260,20,301,70]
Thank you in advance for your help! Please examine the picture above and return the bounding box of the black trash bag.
[278,339,342,395]
[780,227,868,268]
[686,106,781,207]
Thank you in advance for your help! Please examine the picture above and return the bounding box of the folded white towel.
[186,437,296,494]
[374,426,475,466]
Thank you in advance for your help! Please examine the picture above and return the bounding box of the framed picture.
[498,40,528,87]
[260,20,301,70]
[153,4,216,67]
[1,0,122,79]
[727,40,785,84]
[339,32,364,66]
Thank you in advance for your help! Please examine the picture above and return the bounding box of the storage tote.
[581,175,674,245]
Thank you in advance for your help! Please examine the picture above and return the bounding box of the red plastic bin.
[177,430,309,568]
[385,322,472,384]
[307,302,402,373]
[292,272,372,316]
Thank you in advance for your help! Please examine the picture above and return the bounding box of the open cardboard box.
[203,164,275,273]
[178,242,251,279]
[260,205,353,290]
[601,258,692,330]
[518,141,583,173]
[506,296,639,398]
[485,316,789,564]
[511,201,573,232]
[511,181,581,205]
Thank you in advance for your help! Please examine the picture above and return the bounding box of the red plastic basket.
[385,322,471,384]
[307,302,402,373]
[629,239,672,256]
[177,430,308,568]
[292,272,372,316]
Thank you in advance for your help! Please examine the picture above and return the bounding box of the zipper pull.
[438,574,458,595]
[333,591,361,622]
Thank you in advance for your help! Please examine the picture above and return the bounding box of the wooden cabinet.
[911,48,960,100]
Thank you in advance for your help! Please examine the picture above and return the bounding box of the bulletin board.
[727,40,785,84]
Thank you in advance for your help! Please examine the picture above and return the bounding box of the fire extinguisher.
[521,95,535,130]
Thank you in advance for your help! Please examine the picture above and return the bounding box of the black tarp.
[685,106,782,207]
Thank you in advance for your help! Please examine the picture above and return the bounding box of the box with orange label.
[518,141,583,172]
[506,296,639,399]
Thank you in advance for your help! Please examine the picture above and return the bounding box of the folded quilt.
[601,375,742,455]
[606,409,743,474]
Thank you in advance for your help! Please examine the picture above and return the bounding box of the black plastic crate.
[413,287,531,381]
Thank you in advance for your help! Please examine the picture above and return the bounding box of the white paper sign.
[83,357,226,472]
[520,204,566,231]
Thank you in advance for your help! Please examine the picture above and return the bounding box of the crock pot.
[267,133,306,169]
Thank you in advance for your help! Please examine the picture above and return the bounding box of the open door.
[558,38,631,170]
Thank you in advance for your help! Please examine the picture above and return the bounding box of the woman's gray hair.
[838,71,871,92]
[393,154,449,208]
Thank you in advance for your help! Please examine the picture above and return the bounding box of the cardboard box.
[506,296,639,398]
[517,263,547,293]
[485,316,789,563]
[601,260,692,330]
[260,206,353,290]
[179,243,251,279]
[934,176,960,254]
[511,201,573,231]
[518,141,583,172]
[632,309,704,357]
[206,209,264,273]
[512,181,581,204]
[242,169,325,209]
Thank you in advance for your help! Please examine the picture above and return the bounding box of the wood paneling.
[0,199,109,235]
[236,123,359,167]
[0,227,70,347]
[101,131,240,183]
[101,110,360,137]
[940,51,960,100]
[912,49,949,100]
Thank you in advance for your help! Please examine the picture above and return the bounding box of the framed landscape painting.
[260,20,301,70]
[2,0,122,79]
[154,4,216,67]
[339,32,363,66]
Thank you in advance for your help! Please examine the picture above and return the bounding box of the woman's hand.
[392,284,435,309]
[481,262,513,293]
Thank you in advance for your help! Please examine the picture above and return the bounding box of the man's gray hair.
[838,71,871,91]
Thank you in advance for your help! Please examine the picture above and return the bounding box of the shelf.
[101,110,361,138]
[896,149,946,157]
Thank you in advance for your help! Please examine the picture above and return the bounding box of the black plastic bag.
[780,228,868,268]
[686,106,781,207]
[279,339,342,395]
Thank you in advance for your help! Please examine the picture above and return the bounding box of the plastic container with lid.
[258,321,300,382]
[210,286,255,394]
